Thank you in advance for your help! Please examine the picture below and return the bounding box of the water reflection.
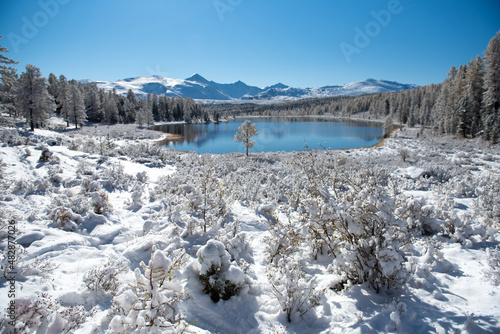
[153,117,383,154]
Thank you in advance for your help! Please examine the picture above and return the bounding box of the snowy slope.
[82,74,417,101]
[1,122,499,333]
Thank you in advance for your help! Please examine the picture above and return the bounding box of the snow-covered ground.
[0,121,499,333]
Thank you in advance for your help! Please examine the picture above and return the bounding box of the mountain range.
[82,74,418,102]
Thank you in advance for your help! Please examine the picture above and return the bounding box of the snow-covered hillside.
[0,120,499,333]
[82,74,417,102]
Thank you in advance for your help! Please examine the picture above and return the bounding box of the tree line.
[1,31,499,141]
[204,31,500,142]
[0,37,204,131]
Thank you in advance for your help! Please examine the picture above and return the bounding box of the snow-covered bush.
[102,162,131,191]
[216,220,250,262]
[77,160,95,177]
[108,246,189,333]
[0,293,89,333]
[127,183,146,209]
[197,239,248,302]
[395,194,433,236]
[267,259,324,323]
[83,258,127,303]
[0,127,24,146]
[47,165,63,184]
[90,190,111,214]
[264,215,303,264]
[38,146,53,162]
[294,150,411,292]
[485,246,500,286]
[475,173,500,228]
[50,206,78,231]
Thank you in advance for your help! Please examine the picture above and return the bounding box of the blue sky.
[1,0,499,88]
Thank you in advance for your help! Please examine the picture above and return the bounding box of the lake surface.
[154,117,383,154]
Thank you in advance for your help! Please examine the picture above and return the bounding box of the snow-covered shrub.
[81,177,101,193]
[108,246,189,333]
[50,206,78,231]
[102,162,131,191]
[136,171,149,183]
[264,215,303,264]
[475,173,500,228]
[0,127,23,146]
[398,148,410,162]
[267,259,324,323]
[98,134,116,157]
[38,146,53,162]
[83,258,127,298]
[485,246,500,286]
[395,195,433,236]
[385,299,407,332]
[0,293,89,333]
[216,220,251,262]
[127,183,146,209]
[294,150,411,292]
[197,239,248,302]
[47,165,63,184]
[77,160,95,176]
[0,242,27,279]
[90,190,111,214]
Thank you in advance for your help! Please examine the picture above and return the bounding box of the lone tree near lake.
[234,120,259,156]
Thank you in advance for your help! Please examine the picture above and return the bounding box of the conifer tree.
[0,36,17,71]
[0,36,18,117]
[460,56,484,137]
[15,65,55,131]
[84,84,102,122]
[58,75,70,126]
[482,30,500,142]
[66,84,87,129]
[234,120,259,156]
[103,91,119,124]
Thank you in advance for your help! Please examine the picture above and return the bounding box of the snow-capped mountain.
[82,74,417,102]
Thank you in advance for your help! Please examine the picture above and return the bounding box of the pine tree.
[0,36,18,117]
[84,84,102,123]
[15,65,55,131]
[152,92,159,121]
[0,67,18,117]
[136,103,154,128]
[461,56,484,137]
[66,84,86,129]
[0,36,17,71]
[383,116,393,138]
[58,75,70,126]
[434,67,456,134]
[47,73,58,99]
[482,31,500,142]
[234,120,259,156]
[103,91,119,124]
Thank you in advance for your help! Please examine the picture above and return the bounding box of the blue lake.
[154,118,383,154]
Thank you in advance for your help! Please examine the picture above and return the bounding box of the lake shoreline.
[151,116,385,154]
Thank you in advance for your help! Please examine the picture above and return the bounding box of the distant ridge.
[82,74,418,102]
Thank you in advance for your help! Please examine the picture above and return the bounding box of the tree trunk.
[29,108,34,131]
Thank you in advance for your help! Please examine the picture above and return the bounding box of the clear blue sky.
[1,0,499,88]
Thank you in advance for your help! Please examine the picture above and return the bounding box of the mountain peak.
[185,73,209,83]
[83,75,416,102]
[266,82,289,90]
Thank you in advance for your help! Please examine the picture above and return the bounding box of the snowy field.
[0,121,499,333]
